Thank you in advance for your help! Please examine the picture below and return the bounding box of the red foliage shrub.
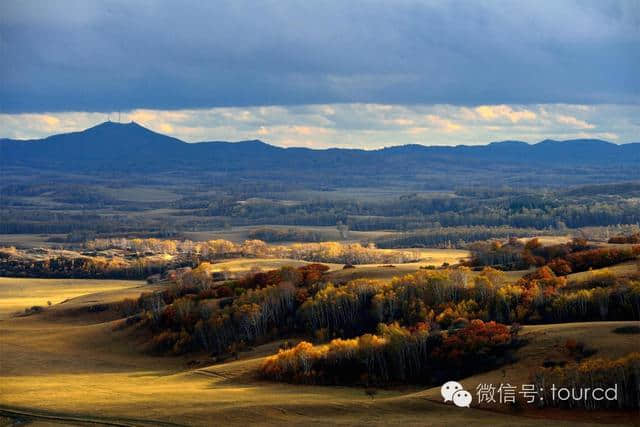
[609,233,640,244]
[235,264,328,290]
[525,238,542,251]
[436,320,511,361]
[243,270,282,289]
[300,263,330,285]
[565,247,637,272]
[547,258,573,275]
[522,251,545,267]
[524,266,556,281]
[295,288,309,304]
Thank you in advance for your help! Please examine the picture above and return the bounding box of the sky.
[1,0,638,147]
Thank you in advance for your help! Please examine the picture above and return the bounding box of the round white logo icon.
[440,381,463,402]
[441,381,472,408]
[452,389,472,408]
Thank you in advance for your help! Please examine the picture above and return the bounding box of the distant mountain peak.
[87,120,160,133]
[2,122,636,177]
[89,120,141,129]
[65,120,185,148]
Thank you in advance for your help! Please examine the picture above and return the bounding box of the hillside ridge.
[1,122,639,177]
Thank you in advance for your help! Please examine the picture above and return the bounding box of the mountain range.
[2,121,639,187]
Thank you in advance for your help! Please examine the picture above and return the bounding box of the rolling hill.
[2,121,639,186]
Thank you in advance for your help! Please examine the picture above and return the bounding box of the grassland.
[0,277,143,320]
[0,235,634,426]
[565,260,639,282]
[2,297,634,425]
[418,321,640,425]
[182,248,470,286]
[204,248,469,274]
[0,264,638,426]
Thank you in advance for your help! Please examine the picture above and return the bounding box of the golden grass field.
[0,277,143,320]
[419,321,640,425]
[198,248,470,283]
[1,272,638,426]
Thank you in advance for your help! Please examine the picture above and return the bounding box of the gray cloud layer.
[1,0,638,113]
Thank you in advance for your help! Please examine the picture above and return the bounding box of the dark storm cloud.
[1,0,638,113]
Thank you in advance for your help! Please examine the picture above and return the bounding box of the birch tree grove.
[133,261,638,359]
[260,320,517,386]
[533,353,640,409]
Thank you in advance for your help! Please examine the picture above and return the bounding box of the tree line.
[533,352,640,409]
[469,237,640,273]
[260,320,520,386]
[123,261,639,364]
